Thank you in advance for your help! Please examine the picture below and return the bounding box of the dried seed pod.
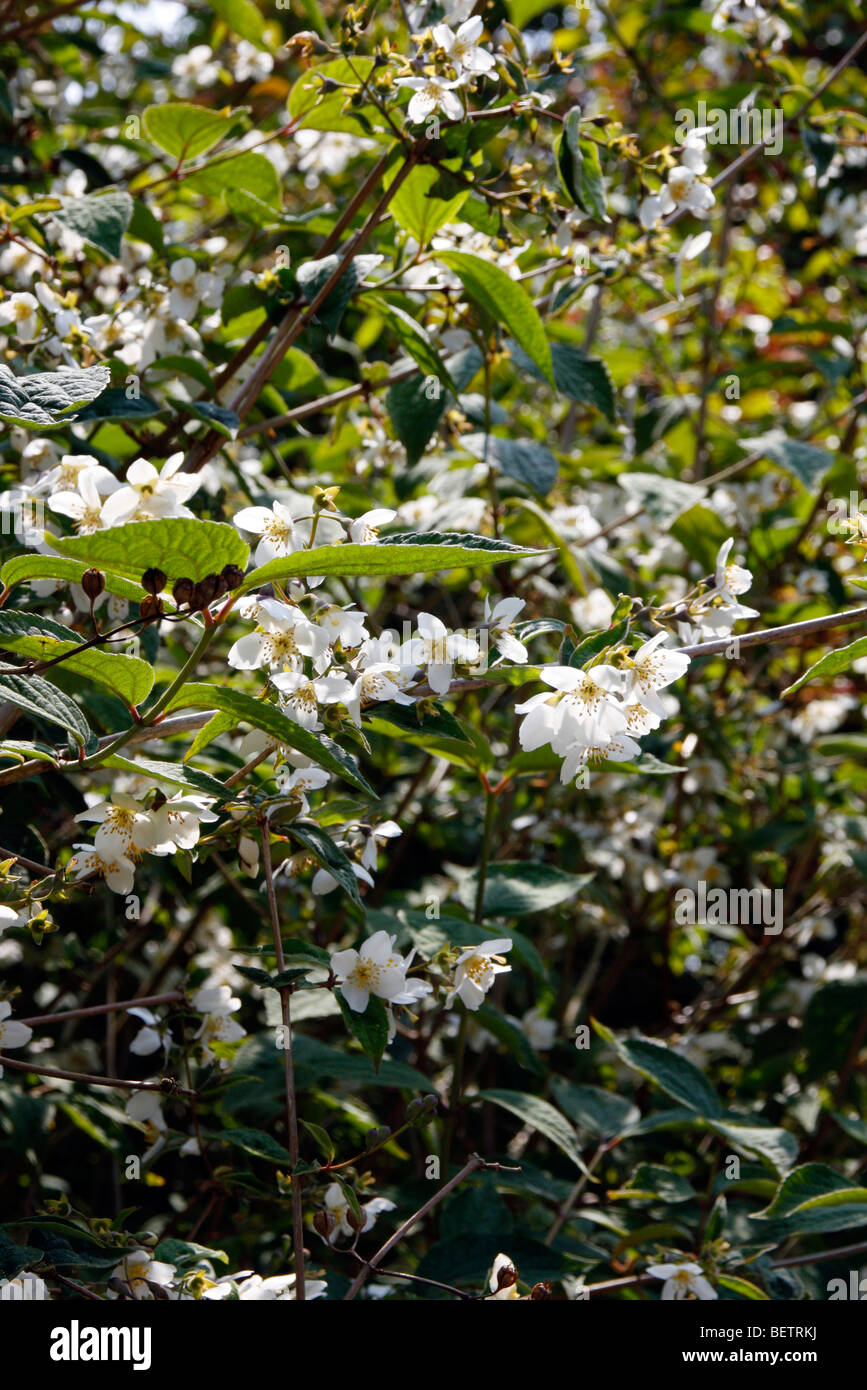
[81,568,105,601]
[192,573,221,610]
[172,577,194,608]
[141,567,167,595]
[530,1282,552,1300]
[221,564,245,591]
[139,594,163,621]
[494,1260,518,1292]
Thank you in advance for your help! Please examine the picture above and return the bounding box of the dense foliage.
[1,0,867,1304]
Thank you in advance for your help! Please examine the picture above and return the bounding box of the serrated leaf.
[0,610,153,706]
[387,161,469,244]
[143,102,240,162]
[782,633,867,697]
[618,471,705,526]
[241,533,542,591]
[460,861,593,917]
[756,1164,862,1219]
[0,554,154,608]
[436,251,554,386]
[595,1024,722,1117]
[220,1127,292,1163]
[289,821,364,905]
[53,191,133,259]
[0,671,90,745]
[163,682,373,794]
[54,517,249,583]
[557,110,609,222]
[476,1088,591,1175]
[746,429,834,489]
[102,754,228,800]
[186,151,280,211]
[461,432,558,495]
[0,364,111,429]
[74,388,164,422]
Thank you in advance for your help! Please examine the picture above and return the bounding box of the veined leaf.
[163,683,373,794]
[476,1089,592,1176]
[0,672,90,745]
[54,518,249,583]
[0,364,111,429]
[0,555,159,608]
[241,533,543,591]
[142,103,242,163]
[0,610,153,706]
[783,633,867,697]
[436,251,555,386]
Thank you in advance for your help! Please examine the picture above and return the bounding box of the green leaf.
[54,517,249,583]
[127,199,164,254]
[476,1089,591,1176]
[289,821,364,905]
[154,1238,228,1269]
[557,111,608,222]
[74,388,164,422]
[0,1232,44,1279]
[54,191,133,259]
[610,1163,695,1203]
[142,102,240,163]
[551,342,615,419]
[460,861,593,917]
[595,1023,722,1117]
[436,251,555,386]
[287,57,379,135]
[186,151,280,211]
[550,1079,639,1139]
[296,253,382,336]
[364,297,457,394]
[618,471,705,526]
[0,554,153,608]
[207,0,267,47]
[461,433,558,495]
[102,754,228,801]
[474,1004,546,1076]
[782,634,867,697]
[336,990,389,1070]
[220,1127,292,1164]
[171,397,239,439]
[717,1275,770,1300]
[0,672,90,745]
[366,699,468,743]
[386,371,447,465]
[0,610,153,706]
[242,533,542,591]
[0,364,111,429]
[163,682,373,794]
[385,161,469,244]
[746,429,834,489]
[756,1164,863,1220]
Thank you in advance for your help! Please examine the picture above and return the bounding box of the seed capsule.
[139,594,162,621]
[221,564,245,590]
[81,568,105,601]
[141,567,167,595]
[172,577,194,608]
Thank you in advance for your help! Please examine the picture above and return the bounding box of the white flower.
[110,1250,176,1301]
[128,1007,167,1058]
[345,663,415,725]
[446,937,512,1010]
[234,40,273,83]
[100,453,199,526]
[360,819,402,872]
[402,611,480,696]
[0,1001,33,1076]
[622,632,690,717]
[330,930,410,1012]
[48,466,119,534]
[559,730,643,782]
[484,594,527,663]
[67,843,136,896]
[171,44,220,89]
[228,599,331,673]
[150,793,218,854]
[323,1182,395,1242]
[74,793,161,862]
[0,905,21,936]
[0,291,39,339]
[647,1260,717,1301]
[125,1088,167,1134]
[347,507,396,544]
[401,75,464,124]
[714,536,753,602]
[431,17,496,75]
[311,857,374,897]
[520,1006,556,1052]
[516,664,626,754]
[233,500,301,568]
[272,669,353,731]
[192,984,246,1063]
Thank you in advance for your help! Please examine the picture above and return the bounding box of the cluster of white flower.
[67,790,217,896]
[401,15,495,125]
[516,631,691,782]
[700,0,790,79]
[675,537,759,644]
[819,187,867,257]
[640,127,716,229]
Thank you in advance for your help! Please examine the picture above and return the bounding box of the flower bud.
[141,567,167,595]
[313,1210,333,1240]
[530,1282,552,1300]
[81,568,105,601]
